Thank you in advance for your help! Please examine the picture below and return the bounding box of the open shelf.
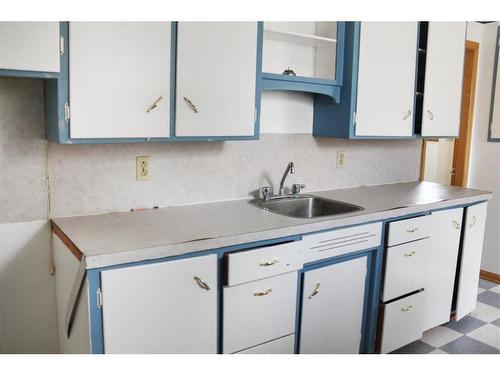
[264,28,337,48]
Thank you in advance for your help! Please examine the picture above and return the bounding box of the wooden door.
[355,22,418,137]
[456,202,488,320]
[101,254,217,353]
[421,22,467,137]
[300,256,367,353]
[175,22,258,137]
[69,22,171,139]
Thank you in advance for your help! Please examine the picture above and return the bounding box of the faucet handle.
[292,183,306,195]
[260,186,273,200]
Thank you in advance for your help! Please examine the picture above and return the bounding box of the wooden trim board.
[480,270,500,284]
[51,220,83,261]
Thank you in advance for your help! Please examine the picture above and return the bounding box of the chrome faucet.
[279,162,295,195]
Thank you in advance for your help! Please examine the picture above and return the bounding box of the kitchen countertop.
[52,181,491,269]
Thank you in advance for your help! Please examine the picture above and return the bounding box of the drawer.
[382,238,429,302]
[225,240,303,286]
[235,334,295,354]
[379,292,425,353]
[388,216,430,247]
[223,271,298,354]
[302,222,382,263]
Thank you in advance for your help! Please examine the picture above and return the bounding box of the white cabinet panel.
[300,256,367,354]
[0,22,60,72]
[101,254,217,354]
[69,22,171,139]
[423,208,463,330]
[235,334,295,354]
[223,271,297,354]
[456,202,488,320]
[421,22,466,137]
[175,22,258,137]
[355,22,418,137]
[387,215,430,246]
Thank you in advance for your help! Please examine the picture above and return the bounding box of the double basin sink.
[249,194,363,219]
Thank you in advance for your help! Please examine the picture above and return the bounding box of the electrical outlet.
[136,156,150,181]
[336,150,345,169]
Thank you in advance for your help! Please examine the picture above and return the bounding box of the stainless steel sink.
[249,194,363,219]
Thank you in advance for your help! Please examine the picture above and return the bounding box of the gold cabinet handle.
[193,276,210,291]
[146,96,163,112]
[308,283,321,299]
[427,110,434,120]
[403,109,412,120]
[469,216,477,227]
[401,305,413,312]
[183,96,199,113]
[260,259,279,267]
[452,220,460,230]
[406,227,419,233]
[254,288,273,297]
[404,251,416,257]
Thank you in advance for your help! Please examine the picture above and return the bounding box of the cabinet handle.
[193,276,210,291]
[404,251,416,257]
[406,227,418,233]
[469,216,477,227]
[260,259,279,267]
[146,96,163,112]
[183,96,199,113]
[401,305,413,312]
[254,288,273,297]
[452,220,460,230]
[403,110,412,120]
[427,110,434,120]
[308,283,321,299]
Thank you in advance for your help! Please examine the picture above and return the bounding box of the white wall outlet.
[136,156,150,181]
[336,151,345,169]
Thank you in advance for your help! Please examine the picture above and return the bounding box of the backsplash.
[0,77,422,222]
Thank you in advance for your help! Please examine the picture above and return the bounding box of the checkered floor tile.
[390,278,500,354]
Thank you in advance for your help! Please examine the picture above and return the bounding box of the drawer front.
[223,272,298,354]
[388,216,430,246]
[235,334,295,354]
[380,292,425,353]
[226,240,303,286]
[302,222,382,263]
[382,238,429,302]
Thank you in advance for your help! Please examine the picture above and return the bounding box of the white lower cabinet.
[380,291,425,354]
[455,202,488,320]
[423,207,463,330]
[299,256,368,354]
[100,254,217,354]
[235,334,295,354]
[223,271,298,354]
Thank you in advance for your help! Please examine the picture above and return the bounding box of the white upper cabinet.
[100,254,217,354]
[69,22,171,139]
[355,22,418,137]
[175,22,258,137]
[421,22,466,137]
[0,22,60,72]
[456,202,488,320]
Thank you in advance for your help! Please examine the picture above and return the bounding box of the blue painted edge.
[87,269,104,354]
[487,26,500,142]
[0,69,59,79]
[171,21,262,141]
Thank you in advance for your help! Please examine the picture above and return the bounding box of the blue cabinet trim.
[488,26,500,142]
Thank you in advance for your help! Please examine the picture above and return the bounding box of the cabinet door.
[300,256,367,354]
[69,22,171,139]
[423,208,463,330]
[355,22,418,137]
[100,254,217,353]
[456,202,488,320]
[175,22,258,137]
[0,22,60,72]
[421,22,466,137]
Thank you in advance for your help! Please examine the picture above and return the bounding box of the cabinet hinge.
[96,288,103,309]
[64,102,70,122]
[59,35,64,56]
[353,111,357,126]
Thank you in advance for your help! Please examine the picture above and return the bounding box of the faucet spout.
[279,162,295,195]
